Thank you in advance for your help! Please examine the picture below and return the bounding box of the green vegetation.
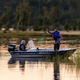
[0,31,80,42]
[0,31,80,38]
[0,0,80,31]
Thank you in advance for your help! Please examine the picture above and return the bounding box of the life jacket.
[19,44,26,51]
[53,32,60,41]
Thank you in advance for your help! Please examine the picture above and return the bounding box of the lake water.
[0,55,80,80]
[0,32,80,80]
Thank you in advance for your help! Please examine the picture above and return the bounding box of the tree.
[0,6,11,30]
[36,15,43,26]
[14,2,31,31]
[77,19,80,30]
[64,23,71,31]
[42,6,50,30]
[33,25,42,31]
[49,7,60,28]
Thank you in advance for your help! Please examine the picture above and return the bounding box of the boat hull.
[9,48,77,58]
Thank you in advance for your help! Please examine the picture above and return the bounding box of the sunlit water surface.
[0,53,80,80]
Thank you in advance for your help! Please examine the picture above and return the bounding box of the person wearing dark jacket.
[19,40,26,51]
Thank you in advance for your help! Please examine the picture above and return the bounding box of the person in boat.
[19,40,26,51]
[27,38,36,49]
[48,29,63,51]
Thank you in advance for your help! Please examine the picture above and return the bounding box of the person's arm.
[59,34,63,40]
[48,30,53,34]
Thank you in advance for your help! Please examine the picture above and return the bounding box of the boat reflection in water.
[8,58,55,80]
[8,57,80,80]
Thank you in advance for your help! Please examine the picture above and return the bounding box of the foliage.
[0,6,11,30]
[42,25,49,31]
[64,23,71,31]
[77,19,80,30]
[14,2,31,30]
[33,25,42,31]
[0,0,80,30]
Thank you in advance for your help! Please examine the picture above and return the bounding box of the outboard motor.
[8,44,16,52]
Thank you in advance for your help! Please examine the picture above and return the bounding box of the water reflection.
[8,58,54,80]
[60,64,80,80]
[54,61,60,80]
[0,56,80,80]
[8,58,26,71]
[7,57,77,80]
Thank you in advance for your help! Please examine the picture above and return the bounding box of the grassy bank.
[0,31,80,36]
[0,31,80,39]
[0,31,80,45]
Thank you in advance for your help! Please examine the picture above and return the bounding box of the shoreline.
[0,31,80,35]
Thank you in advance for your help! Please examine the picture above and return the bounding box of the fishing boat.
[8,48,77,58]
[8,39,77,58]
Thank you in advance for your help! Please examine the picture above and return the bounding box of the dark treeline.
[0,0,80,31]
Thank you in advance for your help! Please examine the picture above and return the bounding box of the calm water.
[0,55,80,80]
[0,33,80,80]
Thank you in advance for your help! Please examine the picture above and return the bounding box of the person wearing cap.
[48,29,63,51]
[19,40,26,51]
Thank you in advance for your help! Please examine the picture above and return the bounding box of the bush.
[33,25,42,31]
[64,23,71,31]
[42,25,49,31]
